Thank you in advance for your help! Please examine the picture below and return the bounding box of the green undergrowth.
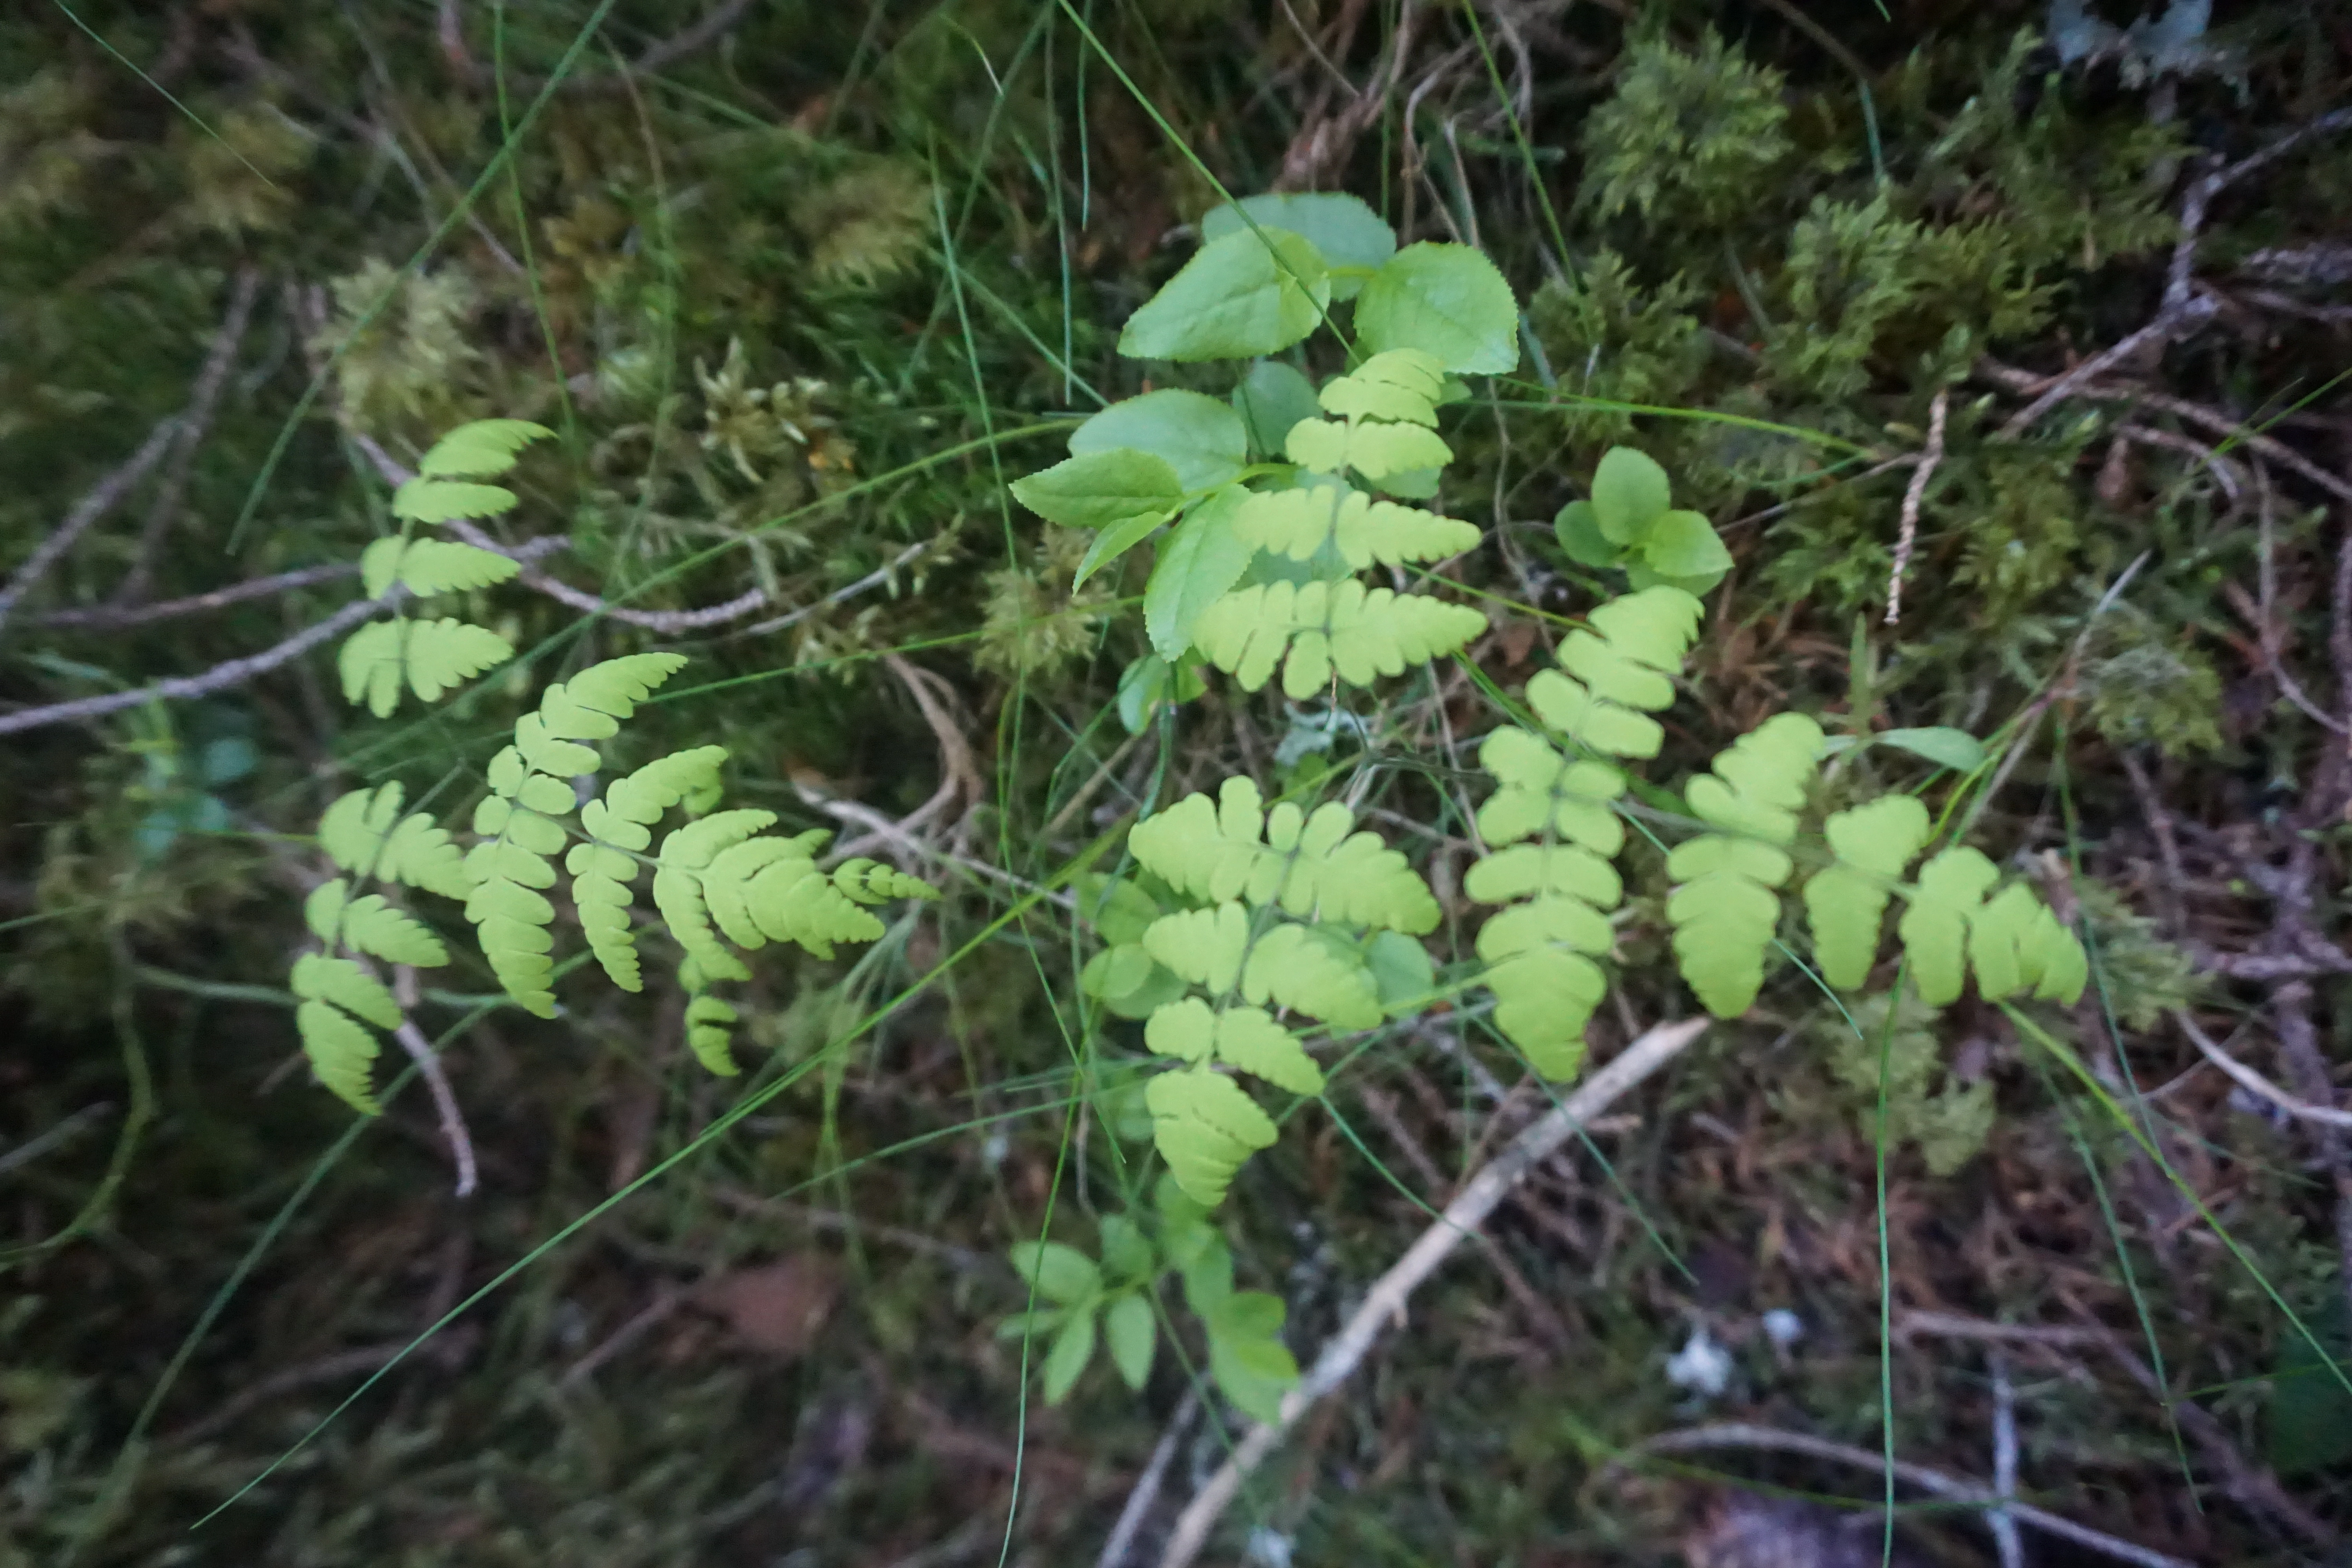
[4,2,2350,1564]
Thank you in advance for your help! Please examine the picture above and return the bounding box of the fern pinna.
[1099,776,1439,1207]
[292,420,937,1112]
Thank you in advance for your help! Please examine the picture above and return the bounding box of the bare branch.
[1884,388,1947,627]
[1153,1017,1709,1568]
[392,967,478,1198]
[34,563,361,630]
[1635,1423,2192,1568]
[0,418,185,635]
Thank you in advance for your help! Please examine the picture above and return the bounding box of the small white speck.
[1667,1328,1733,1397]
[1245,1527,1294,1568]
[980,1130,1010,1169]
[1762,1308,1806,1347]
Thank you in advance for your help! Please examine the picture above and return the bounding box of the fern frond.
[1129,776,1440,933]
[1139,906,1382,1028]
[418,418,554,478]
[338,616,515,716]
[359,537,520,597]
[1802,795,1931,989]
[684,985,742,1076]
[1475,726,1628,856]
[1285,414,1452,481]
[318,783,469,898]
[1145,997,1325,1094]
[1466,842,1625,1077]
[1896,847,2087,1007]
[832,858,940,905]
[391,478,520,524]
[1666,713,1823,1017]
[321,884,449,967]
[290,952,403,1112]
[1193,579,1485,700]
[1525,586,1701,760]
[295,999,381,1114]
[1314,348,1445,425]
[1146,1066,1280,1208]
[1230,486,1480,570]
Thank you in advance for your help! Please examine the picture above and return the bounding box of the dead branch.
[1884,388,1947,627]
[0,540,562,737]
[32,563,362,630]
[0,419,185,636]
[1635,1423,2192,1568]
[392,967,478,1198]
[1151,1017,1710,1568]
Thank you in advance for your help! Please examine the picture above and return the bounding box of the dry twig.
[1884,388,1947,627]
[1637,1423,2192,1568]
[1150,1016,1710,1568]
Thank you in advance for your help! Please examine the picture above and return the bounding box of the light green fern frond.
[1128,776,1440,933]
[318,782,471,898]
[387,417,553,523]
[1802,795,1931,989]
[1896,847,2088,1007]
[290,952,402,1112]
[419,418,554,477]
[359,536,519,597]
[338,616,515,717]
[1193,579,1485,699]
[1666,713,1824,1017]
[1467,840,1625,1078]
[1475,726,1628,857]
[1283,349,1454,482]
[1145,997,1324,1094]
[1230,485,1480,570]
[304,879,448,967]
[1146,1066,1280,1208]
[1525,586,1702,760]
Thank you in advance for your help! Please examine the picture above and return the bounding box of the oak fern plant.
[292,419,936,1112]
[999,193,2087,1414]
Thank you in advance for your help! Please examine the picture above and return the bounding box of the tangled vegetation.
[3,2,2350,1564]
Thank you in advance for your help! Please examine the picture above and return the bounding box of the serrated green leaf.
[1120,228,1331,361]
[1283,415,1452,481]
[1129,777,1441,933]
[1071,390,1247,492]
[684,992,740,1075]
[1073,506,1171,589]
[1900,847,2002,1007]
[1201,192,1394,298]
[1354,241,1519,373]
[305,878,350,945]
[1144,485,1255,660]
[1011,448,1183,534]
[403,618,515,705]
[1209,1005,1324,1094]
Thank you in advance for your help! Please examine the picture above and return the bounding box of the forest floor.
[4,2,2352,1566]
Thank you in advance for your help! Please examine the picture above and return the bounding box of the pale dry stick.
[1039,728,1149,844]
[34,563,362,630]
[114,267,266,605]
[1095,1388,1201,1568]
[728,539,931,639]
[1884,388,1947,626]
[882,653,983,841]
[555,1285,686,1390]
[2116,423,2246,508]
[1151,1016,1709,1568]
[391,967,480,1198]
[0,539,565,738]
[2171,1009,2352,1130]
[1637,1424,2191,1568]
[1988,1352,2024,1568]
[0,417,185,636]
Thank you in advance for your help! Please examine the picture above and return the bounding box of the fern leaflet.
[1192,579,1485,699]
[1230,485,1480,570]
[1666,712,1823,1018]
